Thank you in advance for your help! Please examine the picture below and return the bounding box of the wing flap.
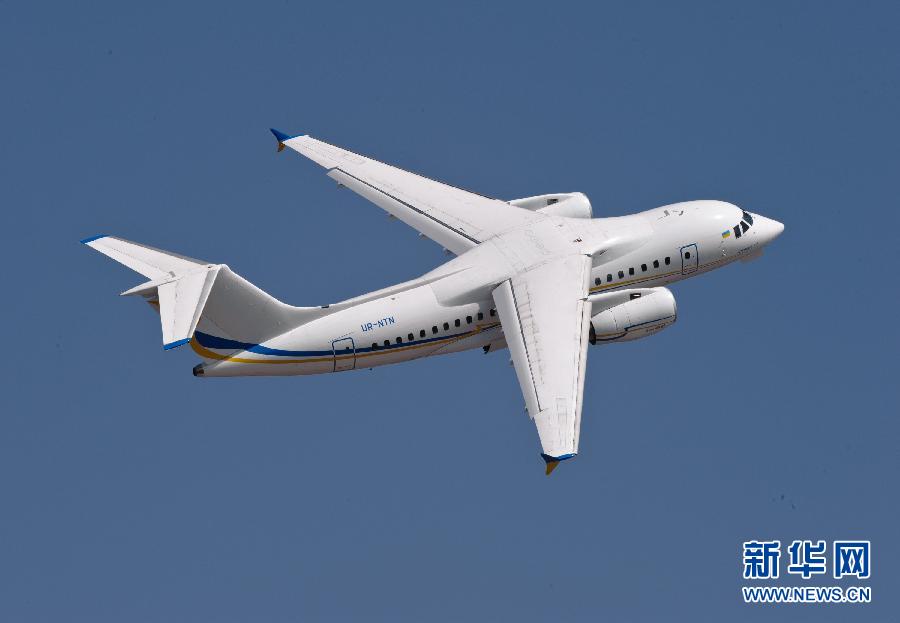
[276,132,543,254]
[327,168,478,254]
[492,254,593,465]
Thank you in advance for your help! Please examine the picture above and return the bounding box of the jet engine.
[508,192,593,219]
[589,287,677,344]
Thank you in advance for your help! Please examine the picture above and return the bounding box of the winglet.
[541,453,576,476]
[270,128,298,152]
[163,337,192,350]
[80,234,108,245]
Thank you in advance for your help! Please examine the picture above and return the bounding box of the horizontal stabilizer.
[82,235,207,280]
[82,234,221,349]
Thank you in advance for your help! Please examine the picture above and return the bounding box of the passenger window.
[466,315,472,324]
[432,326,438,334]
[490,309,496,317]
[641,263,647,272]
[684,251,691,259]
[653,260,659,268]
[396,337,402,344]
[477,312,484,321]
[371,343,378,350]
[618,270,624,279]
[665,257,671,265]
[407,333,414,341]
[595,277,601,286]
[606,273,612,282]
[443,322,449,330]
[383,340,390,346]
[454,319,460,327]
[420,330,426,338]
[628,267,635,275]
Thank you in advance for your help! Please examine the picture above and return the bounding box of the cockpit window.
[729,211,754,239]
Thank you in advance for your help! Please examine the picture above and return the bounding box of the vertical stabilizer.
[83,235,321,352]
[156,266,221,349]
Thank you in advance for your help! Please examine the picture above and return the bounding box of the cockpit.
[728,211,754,239]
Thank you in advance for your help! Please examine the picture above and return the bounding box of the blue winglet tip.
[541,453,577,464]
[163,338,192,351]
[541,452,576,475]
[80,234,107,245]
[270,128,296,143]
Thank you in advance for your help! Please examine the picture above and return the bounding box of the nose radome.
[758,216,784,243]
[770,218,785,238]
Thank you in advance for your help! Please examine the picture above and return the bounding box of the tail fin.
[82,235,321,349]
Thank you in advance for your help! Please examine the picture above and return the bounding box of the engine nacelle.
[589,287,677,344]
[508,192,593,219]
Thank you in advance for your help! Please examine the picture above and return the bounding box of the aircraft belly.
[194,283,496,376]
[430,324,502,355]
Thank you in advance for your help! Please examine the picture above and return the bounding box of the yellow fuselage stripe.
[191,323,501,365]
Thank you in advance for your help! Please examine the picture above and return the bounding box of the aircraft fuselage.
[192,199,783,377]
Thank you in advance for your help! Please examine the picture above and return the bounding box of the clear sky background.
[2,1,898,621]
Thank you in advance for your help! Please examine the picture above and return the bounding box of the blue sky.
[2,1,898,620]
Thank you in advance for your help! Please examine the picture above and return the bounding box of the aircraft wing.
[271,130,542,255]
[491,254,593,474]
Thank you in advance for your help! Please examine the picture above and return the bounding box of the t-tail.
[81,235,322,373]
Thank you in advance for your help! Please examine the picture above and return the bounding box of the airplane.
[82,129,784,474]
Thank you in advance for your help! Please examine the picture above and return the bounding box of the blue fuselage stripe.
[194,325,497,357]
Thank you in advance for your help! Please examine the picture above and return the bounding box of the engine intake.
[589,287,677,344]
[508,192,593,219]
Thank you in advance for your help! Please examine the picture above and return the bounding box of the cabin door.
[332,338,356,372]
[680,244,699,275]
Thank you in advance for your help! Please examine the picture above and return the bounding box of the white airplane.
[83,129,784,474]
